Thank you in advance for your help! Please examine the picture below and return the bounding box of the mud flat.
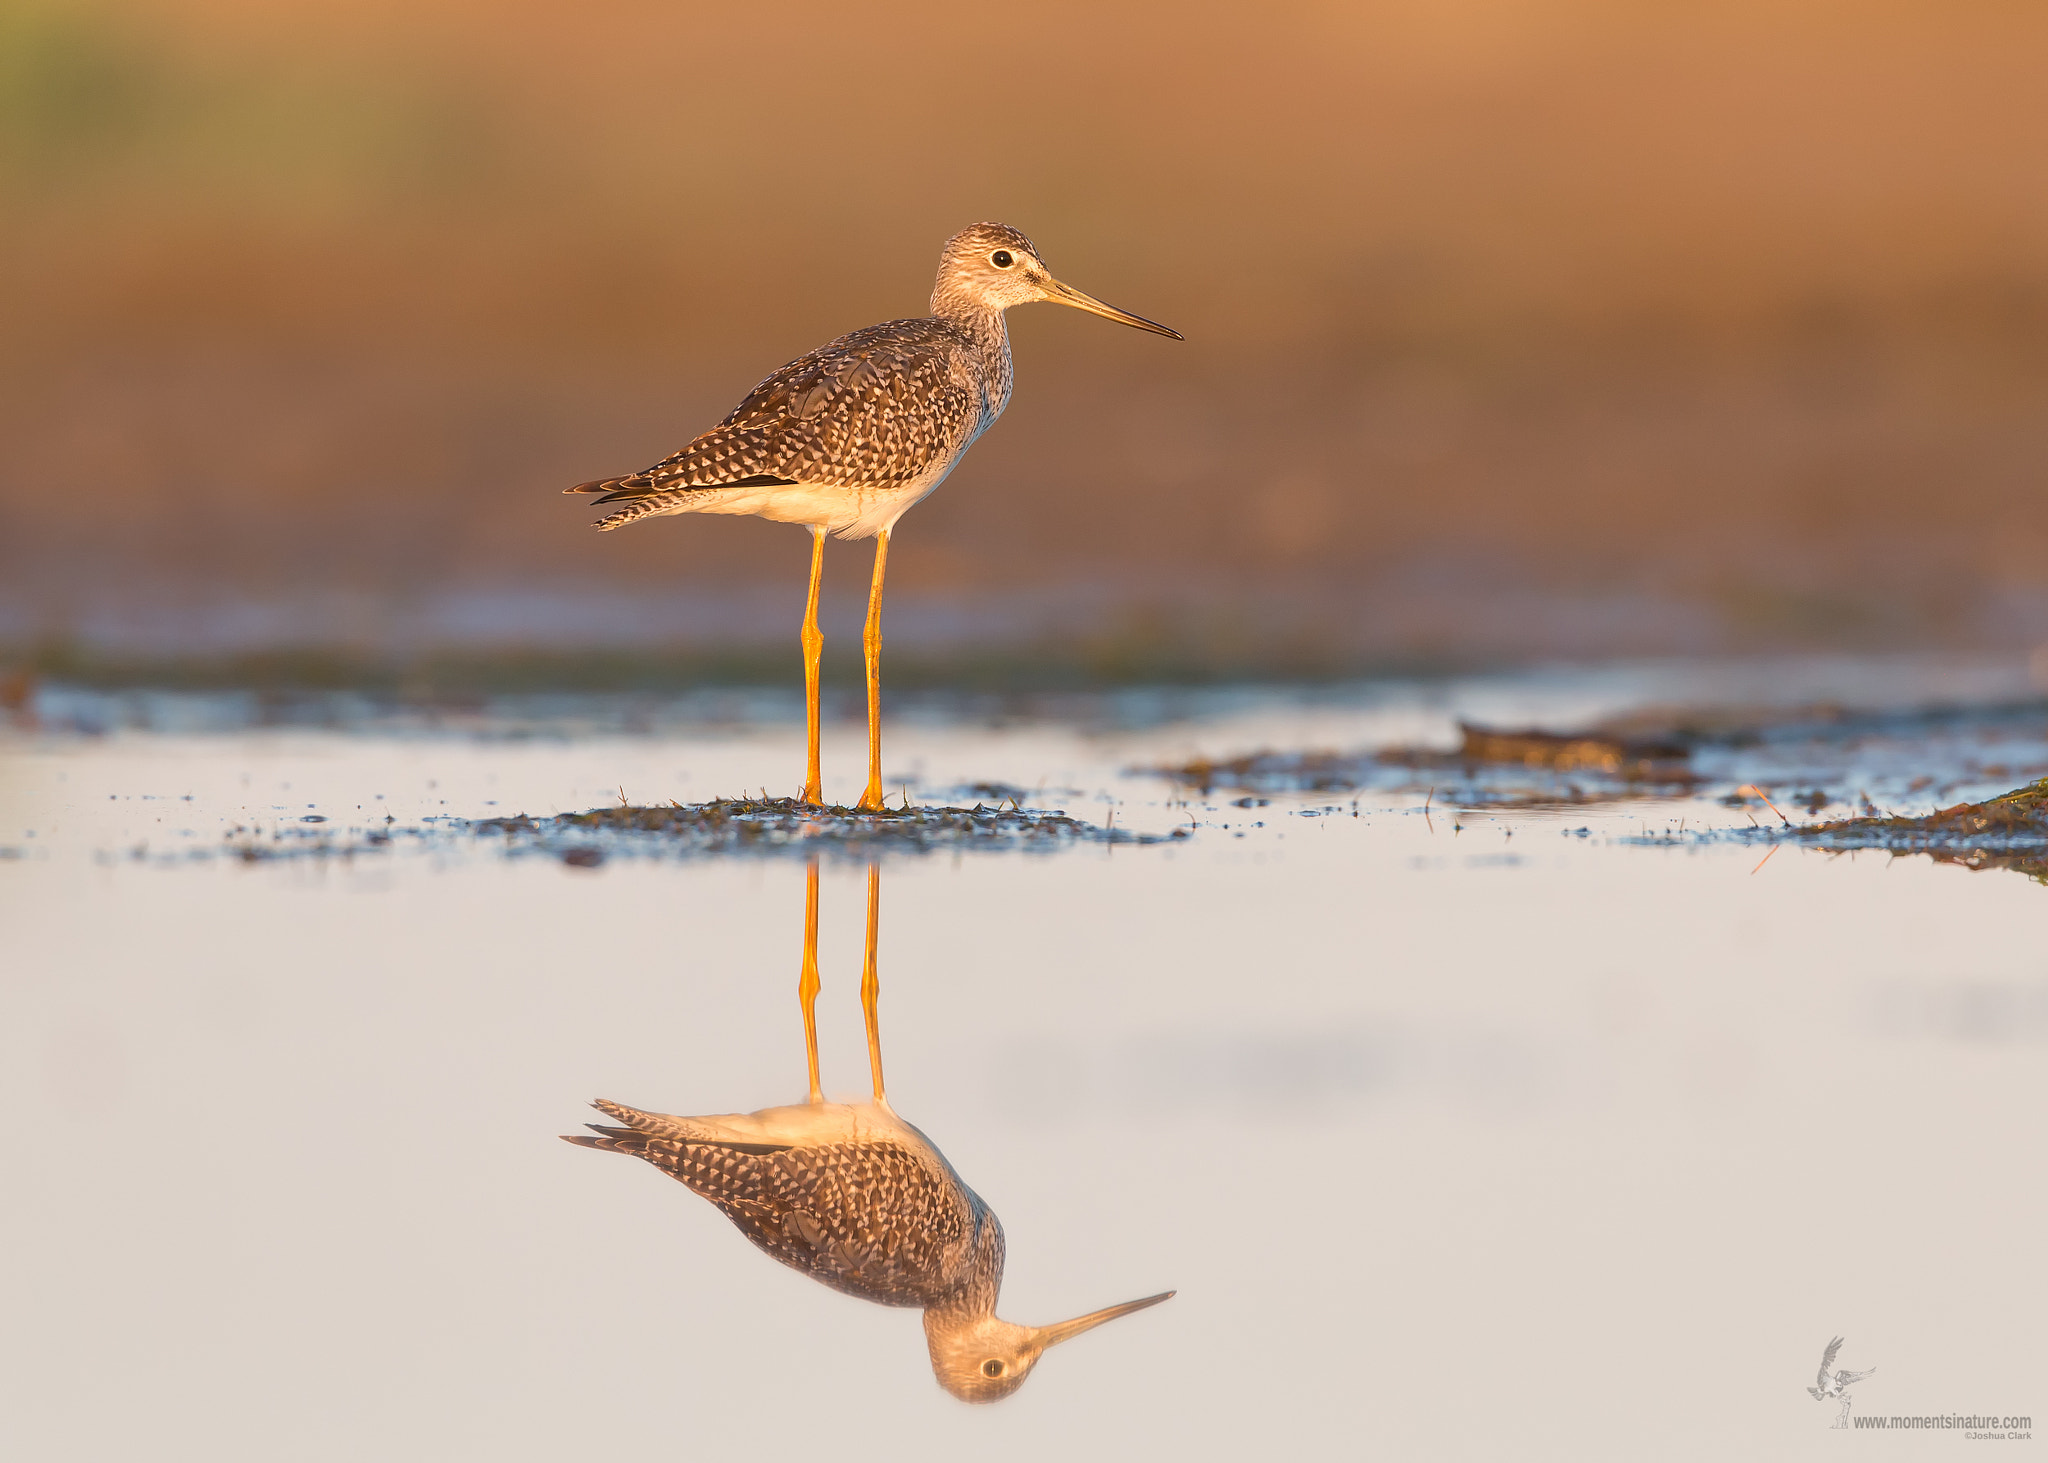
[1796,778,2048,882]
[471,796,1179,863]
[184,799,1167,867]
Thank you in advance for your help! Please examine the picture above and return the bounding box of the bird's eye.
[990,250,1014,269]
[982,1359,1005,1378]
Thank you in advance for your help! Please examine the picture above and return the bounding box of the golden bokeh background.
[5,0,2046,681]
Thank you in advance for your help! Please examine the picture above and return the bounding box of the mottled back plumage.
[567,1097,998,1311]
[570,317,991,534]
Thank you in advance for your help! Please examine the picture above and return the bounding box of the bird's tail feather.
[559,1099,794,1157]
[566,476,800,532]
[566,471,793,501]
[589,494,697,532]
[591,1097,672,1131]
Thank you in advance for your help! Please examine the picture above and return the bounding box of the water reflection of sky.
[2,658,2043,1458]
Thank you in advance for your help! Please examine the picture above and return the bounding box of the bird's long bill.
[1041,277,1184,340]
[1035,1290,1176,1349]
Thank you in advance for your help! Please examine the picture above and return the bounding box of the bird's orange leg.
[797,860,823,1104]
[855,530,891,812]
[799,527,825,807]
[860,861,886,1104]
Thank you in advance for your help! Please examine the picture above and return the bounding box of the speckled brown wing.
[566,318,980,528]
[566,1122,974,1309]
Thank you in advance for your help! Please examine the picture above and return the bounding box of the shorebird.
[564,863,1174,1401]
[566,223,1181,810]
[1807,1336,1876,1428]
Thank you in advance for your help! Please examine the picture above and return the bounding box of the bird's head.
[933,222,1182,339]
[924,1290,1175,1403]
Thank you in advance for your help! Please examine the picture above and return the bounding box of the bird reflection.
[565,862,1173,1402]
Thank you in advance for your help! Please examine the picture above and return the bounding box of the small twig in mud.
[1734,784,1791,824]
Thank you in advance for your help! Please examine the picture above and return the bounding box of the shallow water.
[3,657,2043,1460]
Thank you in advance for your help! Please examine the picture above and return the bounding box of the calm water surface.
[3,658,2042,1460]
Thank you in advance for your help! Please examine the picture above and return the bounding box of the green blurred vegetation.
[0,0,489,207]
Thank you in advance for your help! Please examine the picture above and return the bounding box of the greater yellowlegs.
[564,862,1174,1401]
[566,224,1181,810]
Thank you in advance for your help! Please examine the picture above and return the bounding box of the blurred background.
[4,0,2047,693]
